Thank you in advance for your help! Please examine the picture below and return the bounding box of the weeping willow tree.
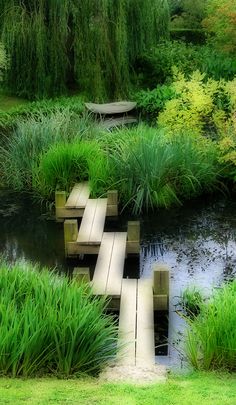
[0,0,169,100]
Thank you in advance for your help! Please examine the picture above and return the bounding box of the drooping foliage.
[0,41,7,81]
[0,0,170,99]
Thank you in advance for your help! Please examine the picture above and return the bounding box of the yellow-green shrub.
[158,70,235,136]
[217,118,236,178]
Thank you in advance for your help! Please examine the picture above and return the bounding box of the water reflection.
[140,195,236,369]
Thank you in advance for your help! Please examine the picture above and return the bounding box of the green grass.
[0,373,235,404]
[0,94,86,132]
[186,280,236,371]
[0,112,101,191]
[180,286,204,317]
[0,260,118,377]
[0,94,29,111]
[36,141,109,199]
[109,125,222,214]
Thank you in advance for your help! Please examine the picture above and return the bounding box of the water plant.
[0,260,118,377]
[109,125,222,214]
[0,111,101,191]
[36,141,110,199]
[185,280,236,371]
[180,286,204,317]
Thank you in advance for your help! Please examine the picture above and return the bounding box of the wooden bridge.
[55,183,169,369]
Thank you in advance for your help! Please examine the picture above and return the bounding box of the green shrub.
[217,119,236,181]
[185,280,236,371]
[170,28,206,44]
[134,42,236,90]
[109,125,221,213]
[203,0,236,54]
[36,141,110,199]
[134,41,200,87]
[0,260,118,377]
[198,47,236,81]
[158,71,235,136]
[134,85,175,117]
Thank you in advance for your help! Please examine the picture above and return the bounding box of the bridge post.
[64,219,78,257]
[127,221,140,254]
[153,264,169,311]
[107,190,118,216]
[73,267,90,284]
[55,191,66,221]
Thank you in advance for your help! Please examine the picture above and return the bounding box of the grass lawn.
[0,94,29,111]
[0,372,235,405]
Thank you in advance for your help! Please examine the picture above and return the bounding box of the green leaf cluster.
[158,71,236,136]
[0,260,118,377]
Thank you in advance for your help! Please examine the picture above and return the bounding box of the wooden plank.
[89,198,107,244]
[136,279,155,367]
[75,182,90,208]
[65,182,90,209]
[77,199,107,245]
[92,233,115,295]
[67,242,99,256]
[77,199,97,244]
[65,184,83,208]
[118,279,137,366]
[55,207,84,219]
[106,232,127,297]
[56,205,117,219]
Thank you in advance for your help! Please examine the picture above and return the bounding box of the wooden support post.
[127,221,140,254]
[55,191,66,221]
[73,267,90,284]
[64,219,78,256]
[107,190,118,216]
[153,264,170,311]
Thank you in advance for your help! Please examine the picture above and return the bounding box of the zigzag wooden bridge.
[55,182,169,369]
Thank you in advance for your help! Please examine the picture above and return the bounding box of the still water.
[1,190,236,369]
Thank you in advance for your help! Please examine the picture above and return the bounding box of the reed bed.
[109,126,222,213]
[0,260,118,377]
[0,112,102,191]
[35,141,110,198]
[185,280,236,371]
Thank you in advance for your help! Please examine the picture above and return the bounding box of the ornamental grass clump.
[109,125,222,214]
[35,141,110,199]
[0,112,101,191]
[185,280,236,371]
[0,260,118,377]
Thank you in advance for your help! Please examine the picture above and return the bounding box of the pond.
[140,194,236,368]
[1,190,236,369]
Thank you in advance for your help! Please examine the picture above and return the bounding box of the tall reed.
[0,260,118,377]
[185,280,236,371]
[0,111,101,191]
[109,125,222,213]
[35,141,110,199]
